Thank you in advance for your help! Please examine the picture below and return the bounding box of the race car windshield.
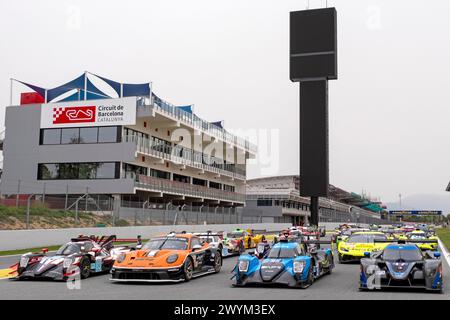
[267,247,297,259]
[382,248,423,261]
[56,243,82,255]
[143,238,188,250]
[348,234,387,243]
[200,236,217,243]
[228,232,244,238]
[409,234,426,239]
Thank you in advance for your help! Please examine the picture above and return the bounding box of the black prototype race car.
[360,240,443,293]
[13,235,120,281]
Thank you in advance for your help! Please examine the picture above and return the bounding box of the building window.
[96,162,117,179]
[61,128,80,144]
[123,163,148,176]
[37,162,119,180]
[192,178,207,186]
[40,126,120,145]
[151,136,172,154]
[209,181,222,190]
[40,129,61,145]
[173,174,190,184]
[79,127,98,144]
[38,164,58,179]
[150,168,170,180]
[223,184,235,192]
[257,199,272,207]
[78,163,98,179]
[98,126,119,143]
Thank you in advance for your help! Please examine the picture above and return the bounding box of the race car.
[333,228,370,247]
[224,228,276,250]
[337,231,391,263]
[12,235,119,281]
[359,241,443,293]
[110,233,222,283]
[194,232,232,257]
[232,239,334,288]
[406,230,438,251]
[253,241,272,259]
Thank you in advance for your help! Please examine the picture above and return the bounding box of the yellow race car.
[337,231,392,263]
[226,228,269,249]
[406,230,438,250]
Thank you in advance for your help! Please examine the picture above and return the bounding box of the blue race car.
[359,241,443,293]
[232,239,334,288]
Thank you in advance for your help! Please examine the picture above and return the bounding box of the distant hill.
[386,194,450,215]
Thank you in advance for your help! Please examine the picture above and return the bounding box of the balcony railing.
[136,97,257,154]
[132,174,245,203]
[124,135,246,180]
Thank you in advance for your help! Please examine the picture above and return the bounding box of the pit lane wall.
[0,223,293,251]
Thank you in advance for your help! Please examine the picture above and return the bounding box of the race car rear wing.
[374,239,438,244]
[195,232,224,237]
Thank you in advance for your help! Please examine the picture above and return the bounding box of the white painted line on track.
[438,238,450,268]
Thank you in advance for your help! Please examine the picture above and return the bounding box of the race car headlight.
[238,260,249,272]
[19,256,29,268]
[340,246,349,252]
[116,253,126,264]
[63,258,73,269]
[166,254,179,264]
[293,261,306,273]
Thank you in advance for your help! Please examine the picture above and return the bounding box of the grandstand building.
[242,175,386,224]
[0,73,256,213]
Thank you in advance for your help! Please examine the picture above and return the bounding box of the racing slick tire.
[213,253,222,273]
[300,265,314,289]
[80,257,91,279]
[183,257,194,282]
[327,255,334,274]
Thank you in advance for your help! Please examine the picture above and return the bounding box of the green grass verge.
[436,228,450,252]
[0,245,61,257]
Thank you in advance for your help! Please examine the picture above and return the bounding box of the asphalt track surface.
[0,243,449,300]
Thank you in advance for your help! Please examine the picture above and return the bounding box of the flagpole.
[9,78,13,105]
[84,71,87,100]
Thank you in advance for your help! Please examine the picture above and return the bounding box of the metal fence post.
[42,183,46,204]
[16,179,21,207]
[26,194,34,230]
[85,187,89,212]
[75,200,79,226]
[64,185,69,210]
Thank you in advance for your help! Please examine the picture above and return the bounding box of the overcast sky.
[0,0,449,203]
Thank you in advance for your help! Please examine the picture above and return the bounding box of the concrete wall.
[0,223,292,251]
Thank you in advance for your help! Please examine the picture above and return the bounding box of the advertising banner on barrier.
[388,210,442,216]
[40,97,136,128]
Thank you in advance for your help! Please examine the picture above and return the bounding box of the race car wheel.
[300,265,314,289]
[327,255,334,274]
[80,257,91,279]
[213,253,222,273]
[183,257,194,282]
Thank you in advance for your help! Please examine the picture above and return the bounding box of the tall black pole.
[290,8,337,228]
[310,196,319,226]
